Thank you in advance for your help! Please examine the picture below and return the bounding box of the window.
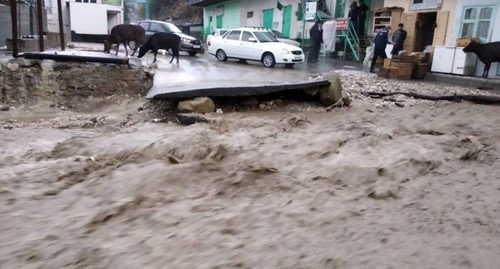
[247,11,253,18]
[241,31,254,42]
[413,0,423,3]
[226,30,241,40]
[460,6,494,40]
[150,23,165,33]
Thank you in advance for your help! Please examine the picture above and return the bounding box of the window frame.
[459,5,495,42]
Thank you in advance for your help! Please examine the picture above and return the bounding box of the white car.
[207,27,305,68]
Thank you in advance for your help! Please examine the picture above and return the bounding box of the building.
[380,0,500,78]
[190,0,336,41]
[65,0,124,42]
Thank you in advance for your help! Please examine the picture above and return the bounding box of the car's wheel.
[128,41,138,51]
[188,51,197,56]
[285,63,295,68]
[216,49,228,62]
[262,53,276,68]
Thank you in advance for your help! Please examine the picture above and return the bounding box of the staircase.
[336,21,361,61]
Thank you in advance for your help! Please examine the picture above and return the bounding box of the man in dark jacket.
[370,25,391,73]
[391,23,407,56]
[308,20,323,63]
[348,2,360,34]
[358,0,369,36]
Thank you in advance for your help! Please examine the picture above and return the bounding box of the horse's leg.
[123,41,129,56]
[115,41,120,56]
[153,49,158,63]
[131,40,138,56]
[169,48,175,63]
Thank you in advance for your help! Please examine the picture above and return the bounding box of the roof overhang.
[190,0,226,7]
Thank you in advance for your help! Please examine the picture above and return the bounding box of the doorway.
[282,5,292,37]
[414,12,436,52]
[263,9,273,29]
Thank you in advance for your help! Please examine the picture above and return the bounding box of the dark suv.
[131,20,202,56]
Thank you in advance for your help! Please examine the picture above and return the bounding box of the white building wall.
[69,2,122,34]
[70,3,108,34]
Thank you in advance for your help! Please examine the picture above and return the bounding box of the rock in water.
[176,113,209,125]
[319,73,343,106]
[177,97,216,113]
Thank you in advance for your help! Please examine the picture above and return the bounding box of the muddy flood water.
[1,71,500,268]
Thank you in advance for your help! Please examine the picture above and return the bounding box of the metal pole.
[10,0,19,57]
[57,0,65,50]
[145,0,150,19]
[36,0,44,51]
[301,0,306,48]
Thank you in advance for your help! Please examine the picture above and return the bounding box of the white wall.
[69,2,121,34]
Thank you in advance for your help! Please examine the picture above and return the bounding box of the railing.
[336,20,360,61]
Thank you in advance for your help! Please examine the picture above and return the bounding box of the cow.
[104,24,145,56]
[463,41,500,78]
[137,33,181,64]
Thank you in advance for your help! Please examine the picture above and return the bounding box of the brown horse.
[104,24,145,56]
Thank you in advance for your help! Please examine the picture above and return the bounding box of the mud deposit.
[1,72,500,268]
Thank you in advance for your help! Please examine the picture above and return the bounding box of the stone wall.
[0,58,153,110]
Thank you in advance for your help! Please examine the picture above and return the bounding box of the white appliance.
[452,47,477,75]
[431,46,477,75]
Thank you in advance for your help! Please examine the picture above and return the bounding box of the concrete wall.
[0,4,12,47]
[0,59,151,106]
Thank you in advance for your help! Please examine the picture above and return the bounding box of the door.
[403,12,417,52]
[263,9,274,29]
[433,11,449,47]
[216,15,223,29]
[240,31,261,60]
[282,5,292,38]
[223,30,242,57]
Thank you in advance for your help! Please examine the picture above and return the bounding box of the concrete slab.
[145,53,334,99]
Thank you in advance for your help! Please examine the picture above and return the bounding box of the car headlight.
[182,38,190,43]
[281,48,291,54]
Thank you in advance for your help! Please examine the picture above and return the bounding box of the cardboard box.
[456,37,480,47]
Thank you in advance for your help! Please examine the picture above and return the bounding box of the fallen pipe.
[23,52,129,64]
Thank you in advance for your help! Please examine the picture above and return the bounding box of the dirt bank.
[1,71,500,268]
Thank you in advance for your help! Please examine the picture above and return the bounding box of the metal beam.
[10,0,19,57]
[36,0,44,51]
[57,0,65,50]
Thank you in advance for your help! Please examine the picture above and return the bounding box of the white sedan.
[207,27,305,68]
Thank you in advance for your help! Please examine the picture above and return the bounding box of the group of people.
[348,1,369,36]
[369,23,407,73]
[307,0,408,72]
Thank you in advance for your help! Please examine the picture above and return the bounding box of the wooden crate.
[412,63,431,79]
[383,59,391,69]
[389,62,413,80]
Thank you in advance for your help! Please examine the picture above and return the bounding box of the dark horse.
[137,33,181,64]
[104,24,145,56]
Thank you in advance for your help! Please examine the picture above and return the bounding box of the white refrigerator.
[431,47,477,76]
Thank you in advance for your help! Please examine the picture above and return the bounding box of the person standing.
[308,20,323,63]
[358,0,369,36]
[370,25,391,73]
[348,2,360,34]
[391,23,407,56]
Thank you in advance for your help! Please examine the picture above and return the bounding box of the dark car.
[130,20,202,56]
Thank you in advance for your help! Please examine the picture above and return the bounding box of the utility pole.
[301,0,306,48]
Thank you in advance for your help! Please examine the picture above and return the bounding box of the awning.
[190,0,226,7]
